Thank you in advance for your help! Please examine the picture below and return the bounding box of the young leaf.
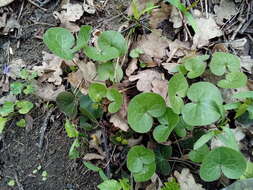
[154,145,172,175]
[97,62,123,82]
[97,180,122,190]
[127,93,166,133]
[56,92,78,118]
[88,83,107,102]
[23,84,36,95]
[193,131,215,150]
[0,117,8,133]
[181,55,209,79]
[168,73,188,114]
[130,48,144,58]
[0,101,15,117]
[72,25,92,51]
[161,178,180,190]
[10,82,24,95]
[182,82,223,126]
[210,52,241,76]
[16,119,26,127]
[217,127,239,151]
[119,178,131,190]
[83,161,100,172]
[16,101,34,114]
[69,138,80,159]
[189,144,209,163]
[106,88,123,113]
[200,147,247,182]
[217,72,247,88]
[233,91,253,99]
[65,119,79,138]
[240,161,253,179]
[43,27,75,60]
[127,145,156,182]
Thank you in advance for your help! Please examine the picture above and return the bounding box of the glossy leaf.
[218,72,247,88]
[88,83,107,102]
[233,91,253,99]
[56,92,77,118]
[43,27,75,60]
[200,147,247,182]
[127,93,166,133]
[106,88,123,113]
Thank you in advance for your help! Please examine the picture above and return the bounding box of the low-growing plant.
[43,23,252,189]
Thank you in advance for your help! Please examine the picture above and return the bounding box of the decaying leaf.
[0,13,7,28]
[193,15,223,48]
[240,56,253,74]
[83,153,105,161]
[61,3,84,22]
[151,79,168,100]
[110,114,129,132]
[83,0,96,14]
[214,0,237,25]
[35,83,65,101]
[89,130,105,156]
[126,58,138,76]
[174,168,205,190]
[149,3,171,29]
[129,70,163,92]
[67,70,88,95]
[169,6,183,28]
[77,61,97,82]
[0,0,14,7]
[162,62,178,74]
[167,40,191,61]
[53,11,80,32]
[128,136,143,147]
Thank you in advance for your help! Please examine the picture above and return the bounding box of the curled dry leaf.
[193,15,223,48]
[214,0,237,25]
[174,168,205,190]
[83,0,96,14]
[127,136,143,147]
[67,70,88,95]
[149,3,171,29]
[35,83,65,101]
[129,70,163,92]
[89,130,105,156]
[110,114,129,132]
[167,40,191,61]
[77,61,97,82]
[83,153,105,161]
[126,58,138,76]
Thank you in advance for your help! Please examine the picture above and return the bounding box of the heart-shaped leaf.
[88,83,107,102]
[168,73,188,114]
[210,52,241,76]
[56,92,78,118]
[127,145,156,182]
[181,55,209,79]
[106,88,123,113]
[218,72,247,88]
[182,82,223,126]
[189,144,209,163]
[10,82,24,95]
[16,101,34,114]
[43,27,75,60]
[154,145,172,175]
[200,147,247,182]
[128,93,166,133]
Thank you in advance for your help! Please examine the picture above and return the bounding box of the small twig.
[27,0,47,11]
[14,171,24,190]
[231,18,247,40]
[38,108,55,149]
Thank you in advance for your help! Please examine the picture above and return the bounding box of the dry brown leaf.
[170,6,183,28]
[83,153,105,161]
[89,130,105,156]
[193,15,223,48]
[214,0,237,25]
[33,52,63,85]
[126,58,138,76]
[110,114,129,132]
[128,136,143,147]
[162,62,178,74]
[83,0,96,14]
[35,83,65,101]
[149,3,171,29]
[67,70,88,95]
[129,70,163,92]
[61,3,84,22]
[167,40,191,61]
[151,79,168,100]
[174,168,205,190]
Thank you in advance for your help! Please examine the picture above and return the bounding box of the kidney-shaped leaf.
[56,92,78,118]
[182,82,223,126]
[43,27,75,60]
[217,72,247,89]
[210,52,241,76]
[128,93,166,133]
[88,83,107,102]
[200,147,247,182]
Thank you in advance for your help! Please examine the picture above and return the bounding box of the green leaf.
[98,180,121,190]
[182,82,223,126]
[127,145,156,182]
[217,127,239,151]
[168,73,188,114]
[200,147,247,182]
[23,84,36,95]
[119,179,131,190]
[223,179,253,190]
[210,52,241,76]
[174,124,187,137]
[88,83,107,102]
[127,93,166,133]
[72,25,92,52]
[84,46,120,62]
[16,119,26,128]
[130,48,144,58]
[153,108,179,142]
[83,161,100,172]
[154,145,172,175]
[97,62,123,82]
[106,88,123,113]
[69,138,80,159]
[43,27,75,60]
[65,120,79,138]
[16,101,34,114]
[0,117,8,133]
[0,101,15,117]
[10,82,24,95]
[233,91,253,99]
[224,102,241,110]
[56,92,78,118]
[194,131,215,150]
[189,144,209,163]
[240,161,253,179]
[181,55,209,79]
[7,179,15,187]
[161,178,180,190]
[218,72,247,88]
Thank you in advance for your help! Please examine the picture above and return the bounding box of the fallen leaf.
[129,70,163,92]
[61,3,84,22]
[77,61,97,82]
[53,11,80,32]
[162,62,178,74]
[127,136,143,147]
[67,70,88,95]
[0,0,14,7]
[35,83,65,101]
[149,3,171,29]
[89,130,105,156]
[151,79,168,100]
[126,58,138,76]
[167,40,191,61]
[214,0,237,25]
[240,56,253,74]
[170,5,183,28]
[83,0,96,14]
[193,15,223,48]
[174,168,205,190]
[83,153,105,161]
[110,114,129,132]
[225,38,248,50]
